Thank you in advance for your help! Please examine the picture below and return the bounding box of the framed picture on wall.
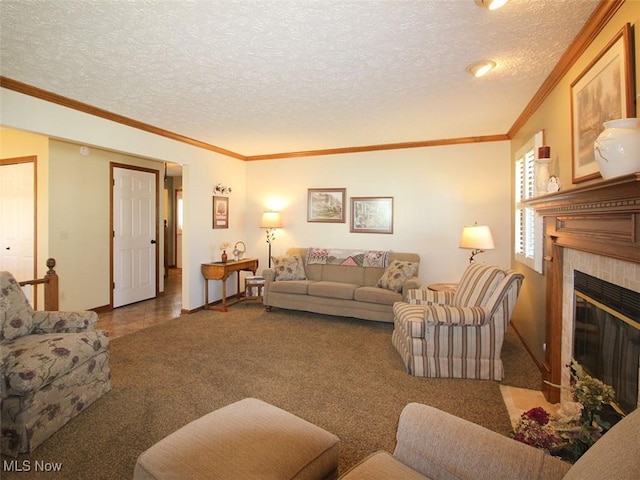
[307,188,346,223]
[213,196,229,229]
[570,23,635,184]
[350,197,393,234]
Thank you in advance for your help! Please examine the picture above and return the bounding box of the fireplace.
[572,270,640,414]
[526,173,640,403]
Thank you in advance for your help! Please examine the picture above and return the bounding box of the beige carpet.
[1,304,541,479]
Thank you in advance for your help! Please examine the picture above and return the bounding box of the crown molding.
[508,0,625,138]
[0,76,246,160]
[0,0,623,161]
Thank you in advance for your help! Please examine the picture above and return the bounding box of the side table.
[201,258,258,311]
[427,283,457,292]
[245,276,265,302]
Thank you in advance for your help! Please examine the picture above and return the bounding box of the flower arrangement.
[219,241,231,251]
[214,183,232,194]
[512,359,620,462]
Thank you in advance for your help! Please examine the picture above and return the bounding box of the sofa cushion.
[268,280,313,295]
[308,282,358,300]
[272,255,307,281]
[340,451,429,480]
[0,272,34,343]
[354,286,402,306]
[322,264,364,284]
[304,264,324,281]
[452,263,505,307]
[377,260,418,292]
[2,331,110,396]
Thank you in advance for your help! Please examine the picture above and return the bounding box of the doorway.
[0,156,36,283]
[111,164,159,308]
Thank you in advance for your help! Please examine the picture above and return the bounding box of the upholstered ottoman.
[133,398,340,480]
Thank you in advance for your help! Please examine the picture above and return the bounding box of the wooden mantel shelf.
[525,172,639,402]
[526,173,640,264]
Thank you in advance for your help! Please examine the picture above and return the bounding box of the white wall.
[246,141,512,285]
[48,140,168,310]
[1,88,247,311]
[2,87,511,312]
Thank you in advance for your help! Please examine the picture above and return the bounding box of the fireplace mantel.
[527,173,640,264]
[526,172,640,402]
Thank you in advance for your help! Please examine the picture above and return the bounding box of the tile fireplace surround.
[527,173,640,403]
[561,249,640,407]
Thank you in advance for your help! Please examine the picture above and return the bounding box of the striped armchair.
[392,263,524,380]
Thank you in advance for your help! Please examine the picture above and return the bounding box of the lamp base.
[468,249,484,263]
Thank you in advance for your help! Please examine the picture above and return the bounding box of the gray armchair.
[0,270,111,455]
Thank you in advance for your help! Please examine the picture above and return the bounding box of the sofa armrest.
[401,277,422,298]
[31,310,98,333]
[262,268,276,282]
[405,288,454,305]
[393,403,570,480]
[423,305,491,326]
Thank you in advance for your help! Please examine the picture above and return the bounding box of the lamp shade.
[459,224,495,250]
[260,211,282,229]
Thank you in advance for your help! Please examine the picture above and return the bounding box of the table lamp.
[459,223,495,263]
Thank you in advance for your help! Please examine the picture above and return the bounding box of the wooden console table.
[201,258,259,311]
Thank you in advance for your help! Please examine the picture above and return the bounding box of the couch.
[0,271,112,455]
[392,262,524,380]
[340,402,639,479]
[262,248,421,323]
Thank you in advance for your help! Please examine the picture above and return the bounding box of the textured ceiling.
[0,0,599,157]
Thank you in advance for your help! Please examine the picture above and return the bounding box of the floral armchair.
[0,271,111,455]
[392,262,524,380]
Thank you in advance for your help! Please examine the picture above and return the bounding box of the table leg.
[221,278,228,312]
[204,279,210,310]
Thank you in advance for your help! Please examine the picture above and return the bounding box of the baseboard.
[510,322,544,374]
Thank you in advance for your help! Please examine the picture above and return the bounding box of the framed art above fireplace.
[570,23,635,184]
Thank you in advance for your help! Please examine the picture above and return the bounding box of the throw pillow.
[272,254,307,281]
[376,260,418,292]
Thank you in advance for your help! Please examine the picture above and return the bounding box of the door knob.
[150,240,157,244]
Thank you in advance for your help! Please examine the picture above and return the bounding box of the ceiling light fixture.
[474,0,509,10]
[466,60,496,78]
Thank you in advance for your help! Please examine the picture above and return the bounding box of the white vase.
[593,118,640,179]
[535,158,551,193]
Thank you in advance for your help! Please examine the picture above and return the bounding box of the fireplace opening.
[573,271,640,415]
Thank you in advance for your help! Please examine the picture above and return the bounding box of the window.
[515,131,543,273]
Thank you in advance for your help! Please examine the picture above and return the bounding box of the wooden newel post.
[44,257,59,311]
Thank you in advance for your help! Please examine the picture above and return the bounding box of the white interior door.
[113,166,157,307]
[176,189,183,269]
[0,160,35,281]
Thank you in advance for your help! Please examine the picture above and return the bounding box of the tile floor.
[96,270,556,424]
[501,385,559,427]
[96,268,183,340]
